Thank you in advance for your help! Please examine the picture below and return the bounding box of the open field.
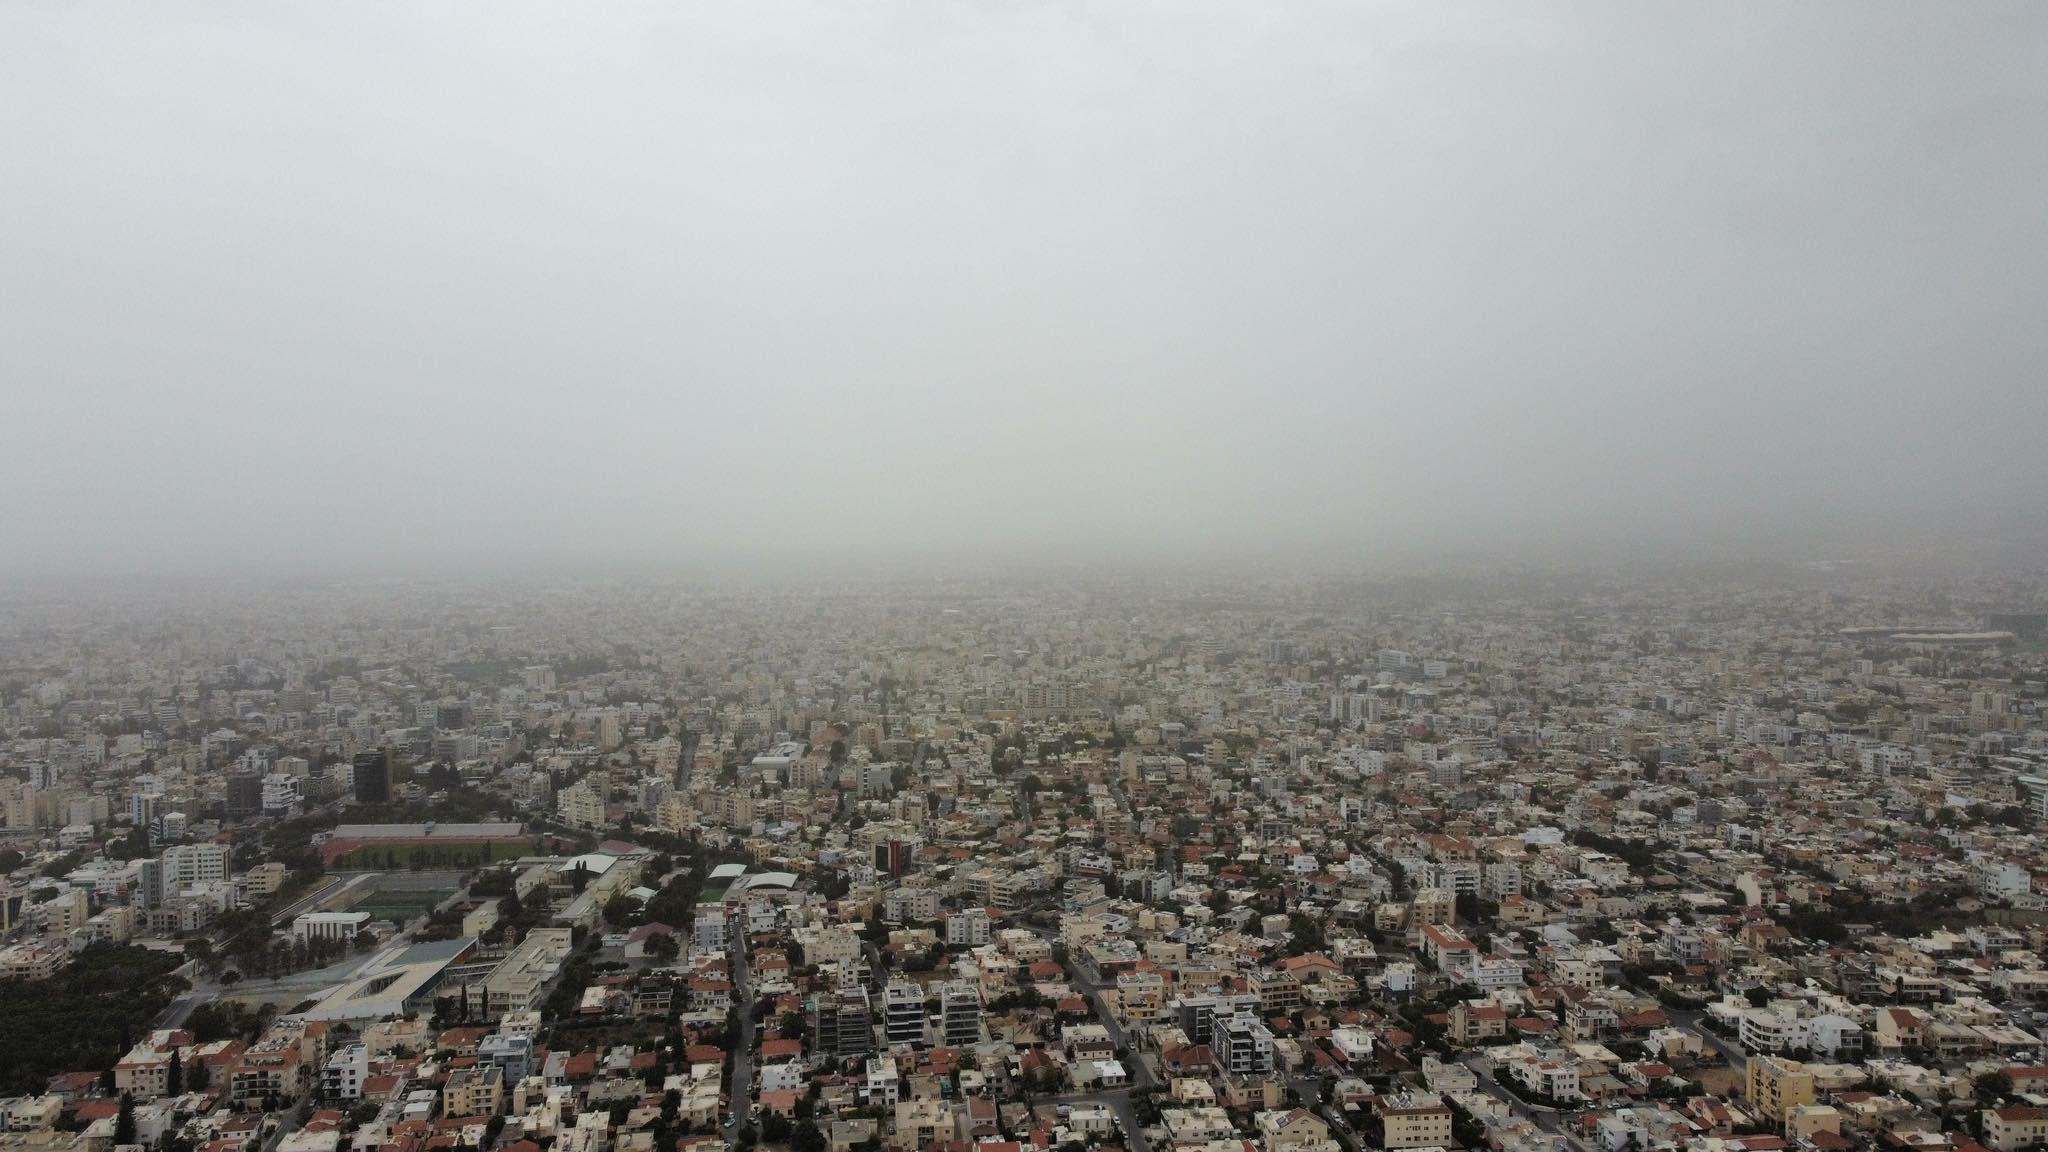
[326,839,538,869]
[347,890,446,923]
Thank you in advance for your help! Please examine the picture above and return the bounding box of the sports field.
[327,838,538,869]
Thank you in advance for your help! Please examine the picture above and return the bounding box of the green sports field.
[329,840,537,870]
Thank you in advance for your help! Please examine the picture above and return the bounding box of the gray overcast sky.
[3,2,2046,575]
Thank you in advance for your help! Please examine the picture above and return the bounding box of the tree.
[1743,986,1771,1009]
[791,1121,827,1152]
[1289,911,1327,955]
[168,1049,183,1096]
[110,826,151,862]
[1976,1071,2014,1105]
[114,1094,136,1145]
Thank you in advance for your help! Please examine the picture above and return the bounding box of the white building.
[865,1057,900,1107]
[556,780,605,830]
[1979,861,2033,901]
[161,843,232,889]
[694,907,729,953]
[262,773,302,811]
[945,908,991,948]
[295,911,371,943]
[322,1043,368,1100]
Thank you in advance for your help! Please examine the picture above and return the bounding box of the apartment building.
[1219,1015,1276,1075]
[229,1042,305,1106]
[1746,1056,1816,1128]
[812,987,874,1058]
[940,981,982,1047]
[1377,1095,1454,1150]
[944,908,991,947]
[161,843,232,889]
[1986,1107,2048,1152]
[321,1044,367,1101]
[883,888,939,924]
[883,982,926,1046]
[555,781,605,831]
[441,1064,505,1118]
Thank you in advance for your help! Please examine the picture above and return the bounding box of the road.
[724,926,756,1137]
[1043,908,1155,1152]
[1457,1052,1562,1132]
[1044,928,1161,1092]
[161,870,476,1031]
[1422,1053,1595,1152]
[269,874,364,928]
[1663,1007,1746,1074]
[1052,772,1161,1092]
[161,985,218,1029]
[260,1106,299,1152]
[1038,1089,1150,1152]
[157,936,376,1030]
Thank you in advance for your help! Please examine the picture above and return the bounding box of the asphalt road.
[269,875,362,928]
[161,871,476,1031]
[1663,1007,1746,1074]
[724,930,756,1137]
[1045,899,1155,1152]
[161,985,216,1029]
[1038,1088,1151,1152]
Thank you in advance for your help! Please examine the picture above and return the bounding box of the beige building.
[890,1098,950,1152]
[466,927,574,1020]
[1746,1056,1815,1128]
[1378,1095,1454,1150]
[442,1065,505,1118]
[242,862,290,899]
[1257,1109,1338,1152]
[1986,1107,2048,1152]
[1786,1105,1842,1142]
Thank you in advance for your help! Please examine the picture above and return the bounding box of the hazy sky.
[4,2,2046,575]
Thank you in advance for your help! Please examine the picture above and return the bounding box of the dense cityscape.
[4,567,2048,1152]
[5,7,2046,1152]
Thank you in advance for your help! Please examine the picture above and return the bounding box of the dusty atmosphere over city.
[5,9,2048,1152]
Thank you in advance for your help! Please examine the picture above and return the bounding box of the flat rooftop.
[290,936,477,1021]
[331,822,524,839]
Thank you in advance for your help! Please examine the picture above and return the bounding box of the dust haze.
[3,2,2046,576]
